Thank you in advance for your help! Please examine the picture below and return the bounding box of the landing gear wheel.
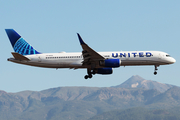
[84,74,93,79]
[84,75,89,79]
[89,74,92,78]
[154,71,157,75]
[153,65,159,75]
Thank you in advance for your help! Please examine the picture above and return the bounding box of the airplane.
[5,29,176,79]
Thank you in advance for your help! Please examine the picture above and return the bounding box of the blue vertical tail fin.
[5,29,41,55]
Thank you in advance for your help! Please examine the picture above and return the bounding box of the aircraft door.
[39,56,41,62]
[158,53,162,59]
[36,55,41,62]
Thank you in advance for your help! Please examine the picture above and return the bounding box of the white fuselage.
[8,51,176,69]
[5,29,176,78]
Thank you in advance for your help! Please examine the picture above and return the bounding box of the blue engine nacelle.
[99,59,121,68]
[96,68,113,75]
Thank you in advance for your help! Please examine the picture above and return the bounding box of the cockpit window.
[166,55,171,57]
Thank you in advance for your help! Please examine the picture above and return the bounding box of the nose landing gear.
[154,65,159,75]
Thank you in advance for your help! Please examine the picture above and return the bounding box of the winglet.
[77,33,85,45]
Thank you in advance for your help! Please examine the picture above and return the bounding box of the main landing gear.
[84,69,96,79]
[154,65,159,75]
[84,74,92,79]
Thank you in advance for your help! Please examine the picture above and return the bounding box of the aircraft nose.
[170,57,176,64]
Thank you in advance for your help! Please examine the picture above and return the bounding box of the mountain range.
[0,75,179,120]
[113,75,174,92]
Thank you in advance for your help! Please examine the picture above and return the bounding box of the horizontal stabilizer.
[11,52,30,61]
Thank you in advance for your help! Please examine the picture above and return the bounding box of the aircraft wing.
[77,33,105,65]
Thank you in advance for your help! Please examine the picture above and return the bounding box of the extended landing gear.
[84,69,96,79]
[154,65,159,75]
[154,71,157,75]
[84,74,92,79]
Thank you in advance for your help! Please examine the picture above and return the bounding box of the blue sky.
[0,1,180,93]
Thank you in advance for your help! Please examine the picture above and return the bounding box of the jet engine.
[96,68,113,75]
[99,59,121,68]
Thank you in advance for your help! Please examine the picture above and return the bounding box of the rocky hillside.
[113,75,174,92]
